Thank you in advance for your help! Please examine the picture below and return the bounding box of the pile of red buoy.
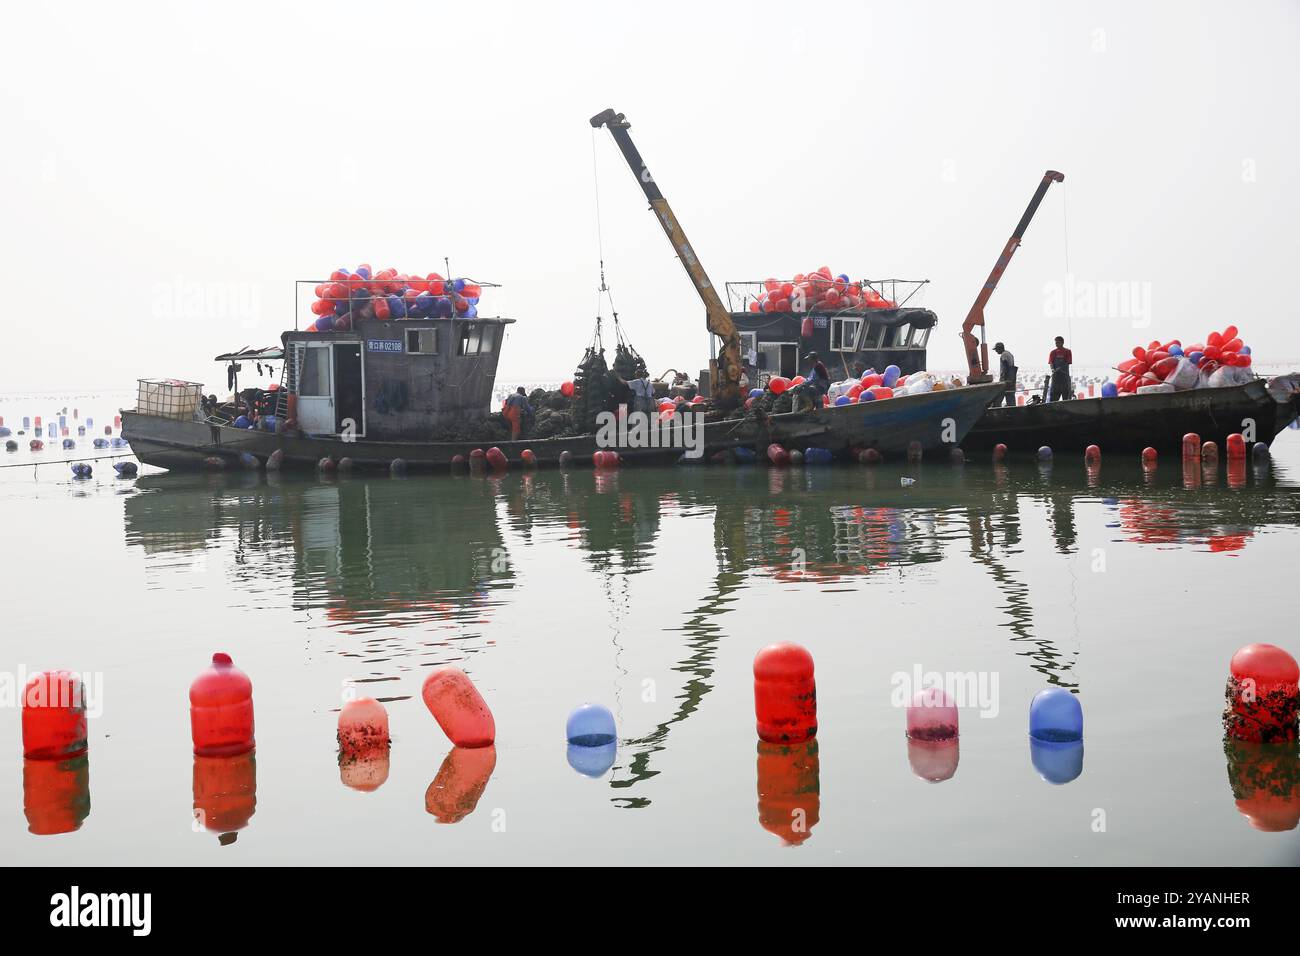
[749,267,897,314]
[307,264,486,332]
[1112,325,1253,395]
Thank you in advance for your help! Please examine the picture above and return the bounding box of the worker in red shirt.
[1046,335,1073,402]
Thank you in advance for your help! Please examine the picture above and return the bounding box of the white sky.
[2,0,1297,393]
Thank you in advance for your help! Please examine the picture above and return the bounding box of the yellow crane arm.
[589,109,743,408]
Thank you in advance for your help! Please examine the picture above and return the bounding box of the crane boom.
[961,170,1065,383]
[589,109,743,409]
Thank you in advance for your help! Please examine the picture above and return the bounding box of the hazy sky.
[2,0,1297,394]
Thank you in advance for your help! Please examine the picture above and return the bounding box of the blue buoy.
[1100,382,1118,398]
[567,741,617,778]
[111,437,128,447]
[834,395,850,406]
[70,463,92,479]
[804,447,833,465]
[233,415,252,429]
[749,388,764,400]
[86,418,93,428]
[113,461,138,478]
[1030,737,1085,785]
[1037,445,1053,461]
[733,446,757,465]
[261,415,279,433]
[92,438,109,448]
[0,426,9,437]
[1029,688,1083,742]
[566,703,616,746]
[62,438,75,449]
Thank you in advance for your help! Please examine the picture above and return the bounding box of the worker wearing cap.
[1047,335,1073,402]
[803,351,830,399]
[991,342,1017,407]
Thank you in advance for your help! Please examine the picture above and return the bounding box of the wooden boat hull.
[122,382,1003,471]
[964,375,1300,455]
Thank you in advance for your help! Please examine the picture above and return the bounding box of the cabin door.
[295,343,336,435]
[332,344,364,438]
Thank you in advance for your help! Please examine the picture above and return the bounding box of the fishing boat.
[962,374,1300,456]
[120,312,1003,471]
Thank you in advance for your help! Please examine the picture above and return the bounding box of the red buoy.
[992,443,1007,462]
[23,755,91,835]
[189,653,255,757]
[756,740,820,844]
[861,447,883,464]
[767,443,790,466]
[192,751,257,834]
[22,671,88,760]
[422,667,495,747]
[520,449,537,468]
[1226,433,1247,460]
[753,643,817,744]
[1181,432,1200,459]
[1084,444,1101,463]
[1225,740,1300,832]
[1141,446,1157,463]
[425,745,497,823]
[1224,644,1298,743]
[485,446,508,471]
[469,448,486,471]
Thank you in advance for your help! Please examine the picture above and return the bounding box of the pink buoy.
[422,668,495,747]
[338,697,390,758]
[1202,440,1219,462]
[906,688,958,741]
[1084,444,1100,463]
[1182,433,1200,459]
[1141,446,1157,463]
[1223,644,1298,743]
[520,449,537,468]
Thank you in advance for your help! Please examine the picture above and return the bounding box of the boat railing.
[725,278,930,313]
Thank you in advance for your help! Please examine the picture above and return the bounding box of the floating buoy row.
[20,642,1296,835]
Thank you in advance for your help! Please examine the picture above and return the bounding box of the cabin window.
[830,317,862,352]
[298,345,330,397]
[406,328,438,354]
[459,323,496,356]
[739,331,758,363]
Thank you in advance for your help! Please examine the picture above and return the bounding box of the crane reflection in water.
[118,457,1299,832]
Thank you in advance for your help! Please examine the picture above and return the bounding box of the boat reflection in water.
[24,755,91,836]
[119,457,1300,817]
[1224,740,1300,832]
[756,740,820,846]
[193,751,256,845]
[425,746,497,824]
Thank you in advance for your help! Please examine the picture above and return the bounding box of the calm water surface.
[4,425,1300,865]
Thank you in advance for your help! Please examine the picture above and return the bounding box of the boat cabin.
[727,279,935,382]
[280,315,515,440]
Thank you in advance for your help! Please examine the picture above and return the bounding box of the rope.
[0,449,136,470]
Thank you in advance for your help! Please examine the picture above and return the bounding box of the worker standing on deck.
[628,374,656,417]
[991,342,1017,407]
[1047,336,1073,402]
[503,387,533,440]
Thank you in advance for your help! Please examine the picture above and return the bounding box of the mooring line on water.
[0,450,136,469]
